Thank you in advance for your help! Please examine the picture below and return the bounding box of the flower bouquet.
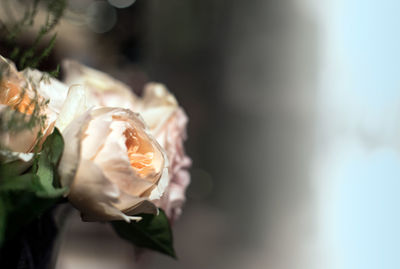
[0,56,191,267]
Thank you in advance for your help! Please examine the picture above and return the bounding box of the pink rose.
[61,60,137,111]
[138,83,191,222]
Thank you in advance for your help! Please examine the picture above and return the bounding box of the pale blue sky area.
[329,148,400,269]
[340,0,400,107]
[320,0,400,268]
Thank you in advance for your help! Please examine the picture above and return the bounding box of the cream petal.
[94,146,156,197]
[62,60,132,94]
[142,83,178,107]
[148,167,169,200]
[58,110,92,189]
[81,203,132,222]
[145,106,190,221]
[96,132,158,196]
[140,106,176,134]
[22,68,69,114]
[99,91,136,111]
[70,156,157,222]
[0,56,20,80]
[132,112,168,175]
[56,85,89,132]
[80,111,113,160]
[21,67,68,134]
[169,170,190,205]
[62,60,137,110]
[95,108,170,198]
[114,193,158,216]
[68,159,129,222]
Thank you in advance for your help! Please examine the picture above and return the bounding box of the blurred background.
[2,0,400,268]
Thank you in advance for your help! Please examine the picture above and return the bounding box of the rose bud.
[58,107,169,222]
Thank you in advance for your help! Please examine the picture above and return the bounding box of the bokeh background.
[2,0,400,268]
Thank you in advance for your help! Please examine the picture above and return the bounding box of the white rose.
[0,56,68,167]
[61,62,191,221]
[59,107,169,222]
[62,60,137,111]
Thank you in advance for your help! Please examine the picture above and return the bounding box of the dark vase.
[0,209,58,269]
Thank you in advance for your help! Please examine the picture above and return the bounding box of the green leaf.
[0,173,36,192]
[40,127,64,166]
[0,128,67,245]
[34,128,67,197]
[0,159,32,178]
[0,190,60,245]
[111,209,176,258]
[0,196,6,246]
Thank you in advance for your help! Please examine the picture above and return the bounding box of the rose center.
[124,128,155,178]
[0,80,35,115]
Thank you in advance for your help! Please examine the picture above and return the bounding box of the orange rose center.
[0,80,35,115]
[124,128,155,178]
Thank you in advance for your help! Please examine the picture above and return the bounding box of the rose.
[0,57,39,155]
[62,60,137,111]
[58,107,169,222]
[0,56,71,173]
[138,83,191,222]
[62,62,191,221]
[0,56,69,170]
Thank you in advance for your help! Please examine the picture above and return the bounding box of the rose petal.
[22,68,69,114]
[56,85,90,132]
[58,110,92,189]
[69,159,132,222]
[62,60,137,110]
